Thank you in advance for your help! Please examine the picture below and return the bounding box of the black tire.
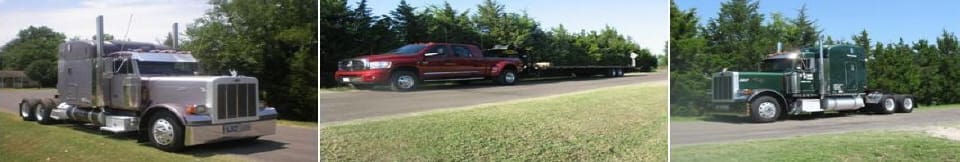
[897,96,915,113]
[495,69,518,85]
[389,70,419,91]
[874,97,896,114]
[616,69,625,77]
[148,111,185,152]
[19,98,38,121]
[749,96,781,123]
[35,98,57,125]
[604,69,617,77]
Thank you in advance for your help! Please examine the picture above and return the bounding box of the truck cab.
[335,43,522,91]
[710,44,915,123]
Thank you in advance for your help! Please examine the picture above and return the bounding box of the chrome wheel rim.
[34,104,45,121]
[152,119,175,145]
[398,75,415,89]
[884,98,895,112]
[903,98,914,110]
[504,72,516,83]
[758,102,777,119]
[20,103,30,118]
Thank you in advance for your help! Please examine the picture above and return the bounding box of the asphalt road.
[0,89,317,162]
[320,72,667,123]
[671,108,960,146]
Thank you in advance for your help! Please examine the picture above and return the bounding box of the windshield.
[137,61,199,75]
[761,59,794,72]
[388,44,427,55]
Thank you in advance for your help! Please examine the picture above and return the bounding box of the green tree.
[790,4,819,47]
[186,0,317,121]
[390,0,428,43]
[0,26,65,87]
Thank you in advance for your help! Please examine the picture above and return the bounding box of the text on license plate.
[342,78,350,82]
[223,123,251,133]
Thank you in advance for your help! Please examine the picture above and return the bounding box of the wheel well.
[752,91,787,112]
[139,107,178,138]
[502,64,517,72]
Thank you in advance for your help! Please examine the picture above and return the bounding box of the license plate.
[342,77,350,82]
[223,123,251,133]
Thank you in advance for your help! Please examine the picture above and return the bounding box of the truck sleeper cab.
[709,44,916,123]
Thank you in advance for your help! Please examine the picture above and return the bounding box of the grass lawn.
[321,83,668,161]
[672,131,960,162]
[0,112,244,162]
[278,119,318,129]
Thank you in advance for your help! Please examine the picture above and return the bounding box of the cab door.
[109,57,142,110]
[450,45,484,78]
[419,45,456,80]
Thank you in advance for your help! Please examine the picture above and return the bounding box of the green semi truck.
[710,44,916,123]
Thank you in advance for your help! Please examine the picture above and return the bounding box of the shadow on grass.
[56,121,286,158]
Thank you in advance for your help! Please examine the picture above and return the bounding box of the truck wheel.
[148,111,185,152]
[35,98,57,125]
[605,69,617,77]
[19,98,39,121]
[875,97,896,114]
[616,69,625,77]
[749,96,780,123]
[897,97,915,113]
[389,70,418,91]
[495,69,518,85]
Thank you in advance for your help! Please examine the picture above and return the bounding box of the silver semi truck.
[17,16,277,152]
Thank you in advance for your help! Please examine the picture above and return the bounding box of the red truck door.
[420,45,459,79]
[450,45,485,78]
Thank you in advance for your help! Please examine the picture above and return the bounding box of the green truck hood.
[736,72,784,91]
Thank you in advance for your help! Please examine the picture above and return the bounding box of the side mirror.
[424,52,440,57]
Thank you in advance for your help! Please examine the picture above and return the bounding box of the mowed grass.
[672,131,960,162]
[321,83,668,161]
[0,112,242,162]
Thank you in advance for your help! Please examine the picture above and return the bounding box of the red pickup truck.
[335,43,523,91]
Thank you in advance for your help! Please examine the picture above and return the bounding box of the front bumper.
[708,100,749,116]
[334,69,389,84]
[183,107,278,146]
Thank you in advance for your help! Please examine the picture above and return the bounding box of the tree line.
[0,0,319,121]
[320,0,658,87]
[671,0,960,116]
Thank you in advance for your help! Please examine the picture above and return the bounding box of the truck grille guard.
[712,74,735,100]
[215,83,258,120]
[338,59,366,71]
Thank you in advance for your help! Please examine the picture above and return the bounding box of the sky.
[351,0,669,54]
[0,0,211,46]
[674,0,960,45]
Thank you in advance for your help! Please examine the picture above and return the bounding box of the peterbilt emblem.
[739,78,749,82]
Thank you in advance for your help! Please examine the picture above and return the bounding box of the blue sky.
[0,0,209,46]
[674,0,960,45]
[350,0,669,54]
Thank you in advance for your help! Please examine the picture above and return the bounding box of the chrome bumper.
[183,107,278,146]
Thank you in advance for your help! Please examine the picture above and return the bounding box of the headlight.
[187,104,209,114]
[367,61,392,69]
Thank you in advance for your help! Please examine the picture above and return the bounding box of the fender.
[142,103,186,124]
[747,89,788,107]
[491,61,519,76]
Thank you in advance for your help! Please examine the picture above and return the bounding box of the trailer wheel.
[148,111,185,152]
[605,69,617,77]
[495,69,518,85]
[35,98,57,125]
[19,98,39,121]
[875,97,896,114]
[897,96,915,113]
[389,70,419,91]
[749,96,780,123]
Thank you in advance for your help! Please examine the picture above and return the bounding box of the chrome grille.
[216,83,257,119]
[338,59,365,71]
[713,75,733,100]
